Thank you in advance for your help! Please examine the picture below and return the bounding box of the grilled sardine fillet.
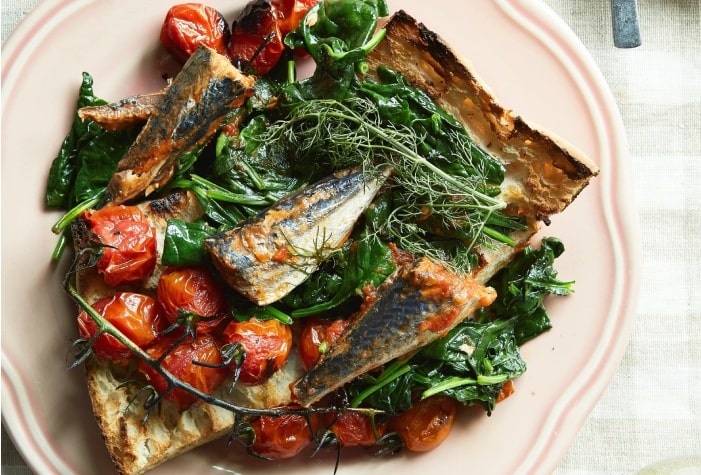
[291,11,599,405]
[74,191,304,475]
[78,88,167,131]
[205,168,390,306]
[293,256,497,406]
[103,45,255,206]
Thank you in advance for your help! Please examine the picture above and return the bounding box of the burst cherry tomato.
[496,379,515,403]
[228,0,283,76]
[228,0,318,76]
[275,0,319,36]
[83,206,157,286]
[78,292,165,362]
[298,317,350,369]
[160,3,231,63]
[157,266,229,332]
[325,410,381,447]
[249,413,313,459]
[139,333,227,410]
[222,318,292,385]
[388,395,458,452]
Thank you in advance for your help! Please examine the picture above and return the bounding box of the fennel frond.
[260,97,516,271]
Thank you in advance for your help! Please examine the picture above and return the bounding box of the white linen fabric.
[2,0,700,474]
[544,1,701,473]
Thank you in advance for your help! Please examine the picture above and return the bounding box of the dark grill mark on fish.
[143,189,203,222]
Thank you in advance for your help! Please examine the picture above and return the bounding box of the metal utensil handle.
[612,0,642,48]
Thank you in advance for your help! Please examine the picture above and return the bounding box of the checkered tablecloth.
[3,0,700,473]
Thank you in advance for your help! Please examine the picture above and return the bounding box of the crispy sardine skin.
[291,257,497,407]
[103,45,255,206]
[204,168,390,306]
[77,88,167,131]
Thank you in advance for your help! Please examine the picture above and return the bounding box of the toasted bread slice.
[366,10,598,284]
[84,351,303,475]
[74,191,304,475]
[76,10,598,475]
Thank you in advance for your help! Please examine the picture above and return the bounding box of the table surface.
[2,0,700,474]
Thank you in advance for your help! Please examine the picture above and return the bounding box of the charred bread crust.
[366,11,599,221]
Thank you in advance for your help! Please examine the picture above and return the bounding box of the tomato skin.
[222,318,292,385]
[228,0,283,76]
[160,3,231,63]
[299,317,349,369]
[157,266,229,333]
[388,395,458,452]
[139,333,227,410]
[275,0,319,38]
[325,411,381,447]
[228,0,318,76]
[78,292,165,362]
[250,413,312,459]
[496,379,515,403]
[84,206,157,286]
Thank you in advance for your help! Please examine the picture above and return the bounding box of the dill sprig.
[261,97,510,268]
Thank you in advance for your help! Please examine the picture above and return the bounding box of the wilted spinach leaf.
[476,237,574,345]
[45,72,138,209]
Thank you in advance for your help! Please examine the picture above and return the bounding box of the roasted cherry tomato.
[78,292,165,362]
[324,410,381,447]
[222,317,292,385]
[139,333,227,410]
[275,0,319,37]
[157,266,229,333]
[249,412,313,459]
[496,379,515,403]
[228,0,283,76]
[83,206,157,286]
[228,0,317,76]
[160,3,231,63]
[298,317,349,369]
[388,395,458,452]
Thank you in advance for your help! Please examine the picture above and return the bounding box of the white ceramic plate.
[1,1,641,474]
